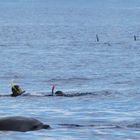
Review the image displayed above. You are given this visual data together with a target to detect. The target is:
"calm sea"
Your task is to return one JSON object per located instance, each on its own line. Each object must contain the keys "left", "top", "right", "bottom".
{"left": 0, "top": 0, "right": 140, "bottom": 139}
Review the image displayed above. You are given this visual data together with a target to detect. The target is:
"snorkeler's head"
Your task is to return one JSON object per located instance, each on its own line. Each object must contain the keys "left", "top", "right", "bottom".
{"left": 11, "top": 85, "right": 24, "bottom": 97}
{"left": 55, "top": 90, "right": 64, "bottom": 96}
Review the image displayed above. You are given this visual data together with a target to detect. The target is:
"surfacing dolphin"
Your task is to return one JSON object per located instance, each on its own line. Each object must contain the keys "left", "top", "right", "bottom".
{"left": 0, "top": 116, "right": 50, "bottom": 132}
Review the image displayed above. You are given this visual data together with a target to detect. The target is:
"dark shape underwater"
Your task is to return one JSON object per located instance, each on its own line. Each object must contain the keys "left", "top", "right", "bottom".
{"left": 0, "top": 116, "right": 50, "bottom": 132}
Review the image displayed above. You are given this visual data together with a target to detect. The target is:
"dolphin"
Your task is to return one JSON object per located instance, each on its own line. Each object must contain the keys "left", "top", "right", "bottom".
{"left": 0, "top": 116, "right": 50, "bottom": 132}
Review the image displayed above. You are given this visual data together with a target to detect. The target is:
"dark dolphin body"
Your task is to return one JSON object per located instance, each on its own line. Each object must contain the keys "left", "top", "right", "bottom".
{"left": 0, "top": 116, "right": 50, "bottom": 132}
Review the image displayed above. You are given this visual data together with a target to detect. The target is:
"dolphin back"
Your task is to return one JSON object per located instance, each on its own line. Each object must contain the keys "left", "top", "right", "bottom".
{"left": 0, "top": 116, "right": 50, "bottom": 132}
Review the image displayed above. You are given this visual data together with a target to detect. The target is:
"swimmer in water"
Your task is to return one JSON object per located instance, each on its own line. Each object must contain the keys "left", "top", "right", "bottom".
{"left": 51, "top": 85, "right": 92, "bottom": 97}
{"left": 10, "top": 81, "right": 25, "bottom": 97}
{"left": 51, "top": 84, "right": 64, "bottom": 96}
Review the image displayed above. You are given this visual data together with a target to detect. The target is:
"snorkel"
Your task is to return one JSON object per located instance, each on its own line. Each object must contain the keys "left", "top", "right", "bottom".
{"left": 52, "top": 84, "right": 55, "bottom": 96}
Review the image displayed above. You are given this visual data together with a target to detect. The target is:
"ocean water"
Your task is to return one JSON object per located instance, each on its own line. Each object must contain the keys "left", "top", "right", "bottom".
{"left": 0, "top": 0, "right": 140, "bottom": 139}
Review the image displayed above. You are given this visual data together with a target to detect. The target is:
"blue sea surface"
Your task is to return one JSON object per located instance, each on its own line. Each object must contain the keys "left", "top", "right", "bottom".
{"left": 0, "top": 0, "right": 140, "bottom": 139}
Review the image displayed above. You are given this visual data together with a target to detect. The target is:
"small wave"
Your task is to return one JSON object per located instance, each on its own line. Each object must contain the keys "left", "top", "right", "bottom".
{"left": 58, "top": 122, "right": 140, "bottom": 130}
{"left": 127, "top": 123, "right": 140, "bottom": 129}
{"left": 0, "top": 90, "right": 117, "bottom": 98}
{"left": 47, "top": 77, "right": 92, "bottom": 83}
{"left": 58, "top": 123, "right": 121, "bottom": 129}
{"left": 23, "top": 90, "right": 115, "bottom": 97}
